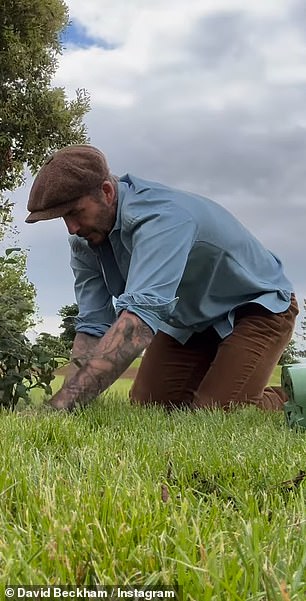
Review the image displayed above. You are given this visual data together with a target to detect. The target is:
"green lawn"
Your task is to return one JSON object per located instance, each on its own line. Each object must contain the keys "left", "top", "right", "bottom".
{"left": 1, "top": 364, "right": 304, "bottom": 599}
{"left": 268, "top": 365, "right": 281, "bottom": 387}
{"left": 0, "top": 392, "right": 305, "bottom": 598}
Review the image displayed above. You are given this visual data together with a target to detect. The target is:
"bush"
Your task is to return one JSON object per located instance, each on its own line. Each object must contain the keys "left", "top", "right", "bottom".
{"left": 0, "top": 251, "right": 62, "bottom": 409}
{"left": 0, "top": 329, "right": 61, "bottom": 410}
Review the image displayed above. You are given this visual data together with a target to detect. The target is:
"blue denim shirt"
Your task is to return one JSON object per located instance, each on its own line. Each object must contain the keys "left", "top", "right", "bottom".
{"left": 69, "top": 174, "right": 294, "bottom": 344}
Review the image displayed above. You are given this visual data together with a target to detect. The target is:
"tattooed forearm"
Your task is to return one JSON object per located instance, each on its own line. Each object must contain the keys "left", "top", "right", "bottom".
{"left": 63, "top": 333, "right": 102, "bottom": 383}
{"left": 52, "top": 311, "right": 153, "bottom": 409}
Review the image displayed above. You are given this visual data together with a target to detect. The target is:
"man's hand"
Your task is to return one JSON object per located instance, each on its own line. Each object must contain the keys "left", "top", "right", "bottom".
{"left": 49, "top": 387, "right": 77, "bottom": 411}
{"left": 47, "top": 311, "right": 153, "bottom": 411}
{"left": 48, "top": 332, "right": 102, "bottom": 411}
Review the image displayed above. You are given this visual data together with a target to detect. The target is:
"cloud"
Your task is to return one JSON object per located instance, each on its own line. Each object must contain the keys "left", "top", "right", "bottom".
{"left": 64, "top": 0, "right": 290, "bottom": 46}
{"left": 27, "top": 315, "right": 63, "bottom": 341}
{"left": 54, "top": 2, "right": 306, "bottom": 205}
{"left": 12, "top": 182, "right": 75, "bottom": 320}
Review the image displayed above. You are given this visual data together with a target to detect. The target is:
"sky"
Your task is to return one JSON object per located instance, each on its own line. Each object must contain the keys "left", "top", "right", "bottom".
{"left": 9, "top": 0, "right": 306, "bottom": 340}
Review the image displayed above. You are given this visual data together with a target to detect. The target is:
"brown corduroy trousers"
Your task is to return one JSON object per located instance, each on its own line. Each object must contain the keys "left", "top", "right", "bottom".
{"left": 130, "top": 295, "right": 299, "bottom": 411}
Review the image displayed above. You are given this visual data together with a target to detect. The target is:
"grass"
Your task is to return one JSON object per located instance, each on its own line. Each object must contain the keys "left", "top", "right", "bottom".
{"left": 29, "top": 375, "right": 132, "bottom": 404}
{"left": 268, "top": 365, "right": 281, "bottom": 387}
{"left": 1, "top": 365, "right": 305, "bottom": 599}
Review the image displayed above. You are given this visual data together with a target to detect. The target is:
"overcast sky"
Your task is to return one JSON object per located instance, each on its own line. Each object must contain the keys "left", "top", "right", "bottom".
{"left": 10, "top": 0, "right": 306, "bottom": 339}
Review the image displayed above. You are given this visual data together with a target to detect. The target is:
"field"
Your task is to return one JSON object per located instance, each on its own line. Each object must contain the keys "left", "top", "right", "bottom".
{"left": 0, "top": 365, "right": 305, "bottom": 599}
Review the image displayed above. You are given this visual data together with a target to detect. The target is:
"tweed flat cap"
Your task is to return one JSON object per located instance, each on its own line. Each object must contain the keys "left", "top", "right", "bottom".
{"left": 25, "top": 144, "right": 111, "bottom": 223}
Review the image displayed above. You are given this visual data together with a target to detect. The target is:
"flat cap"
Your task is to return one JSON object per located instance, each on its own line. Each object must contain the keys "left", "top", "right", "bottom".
{"left": 26, "top": 144, "right": 111, "bottom": 223}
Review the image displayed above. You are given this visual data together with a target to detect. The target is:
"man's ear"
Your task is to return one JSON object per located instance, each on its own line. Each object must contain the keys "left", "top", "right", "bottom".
{"left": 102, "top": 180, "right": 116, "bottom": 205}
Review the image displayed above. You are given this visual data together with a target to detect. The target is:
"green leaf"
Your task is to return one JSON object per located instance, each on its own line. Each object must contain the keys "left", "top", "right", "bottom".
{"left": 2, "top": 257, "right": 18, "bottom": 265}
{"left": 15, "top": 383, "right": 29, "bottom": 400}
{"left": 5, "top": 247, "right": 22, "bottom": 256}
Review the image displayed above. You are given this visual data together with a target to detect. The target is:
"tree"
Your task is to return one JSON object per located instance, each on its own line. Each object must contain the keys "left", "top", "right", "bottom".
{"left": 58, "top": 303, "right": 78, "bottom": 350}
{"left": 0, "top": 0, "right": 90, "bottom": 211}
{"left": 301, "top": 298, "right": 306, "bottom": 343}
{"left": 278, "top": 339, "right": 300, "bottom": 366}
{"left": 0, "top": 248, "right": 36, "bottom": 334}
{"left": 35, "top": 332, "right": 70, "bottom": 359}
{"left": 0, "top": 249, "right": 60, "bottom": 409}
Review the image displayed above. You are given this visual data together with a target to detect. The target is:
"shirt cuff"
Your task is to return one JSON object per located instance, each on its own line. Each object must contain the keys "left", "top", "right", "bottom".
{"left": 74, "top": 317, "right": 110, "bottom": 338}
{"left": 115, "top": 293, "right": 179, "bottom": 334}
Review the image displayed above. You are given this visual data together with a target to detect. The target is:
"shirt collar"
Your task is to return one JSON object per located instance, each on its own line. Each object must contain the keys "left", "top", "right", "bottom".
{"left": 109, "top": 176, "right": 130, "bottom": 234}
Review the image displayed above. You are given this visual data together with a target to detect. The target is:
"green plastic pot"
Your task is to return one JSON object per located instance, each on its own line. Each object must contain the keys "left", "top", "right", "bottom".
{"left": 282, "top": 364, "right": 306, "bottom": 430}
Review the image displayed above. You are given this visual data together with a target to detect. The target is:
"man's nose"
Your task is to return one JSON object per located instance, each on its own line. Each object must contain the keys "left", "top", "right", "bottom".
{"left": 63, "top": 215, "right": 79, "bottom": 235}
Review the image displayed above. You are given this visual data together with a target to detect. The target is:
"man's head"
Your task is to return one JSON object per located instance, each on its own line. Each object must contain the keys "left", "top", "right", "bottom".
{"left": 26, "top": 144, "right": 118, "bottom": 245}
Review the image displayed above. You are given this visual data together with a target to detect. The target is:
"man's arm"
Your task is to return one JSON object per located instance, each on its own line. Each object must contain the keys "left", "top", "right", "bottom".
{"left": 49, "top": 310, "right": 153, "bottom": 410}
{"left": 61, "top": 332, "right": 103, "bottom": 384}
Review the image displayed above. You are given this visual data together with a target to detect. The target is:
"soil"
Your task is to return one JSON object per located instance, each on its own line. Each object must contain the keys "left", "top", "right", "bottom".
{"left": 120, "top": 367, "right": 138, "bottom": 379}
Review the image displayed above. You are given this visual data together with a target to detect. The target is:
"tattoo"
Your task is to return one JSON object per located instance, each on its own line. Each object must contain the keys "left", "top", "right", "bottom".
{"left": 61, "top": 311, "right": 153, "bottom": 406}
{"left": 63, "top": 333, "right": 102, "bottom": 382}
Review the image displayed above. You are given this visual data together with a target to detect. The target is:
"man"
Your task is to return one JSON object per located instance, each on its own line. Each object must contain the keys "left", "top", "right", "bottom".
{"left": 26, "top": 144, "right": 299, "bottom": 411}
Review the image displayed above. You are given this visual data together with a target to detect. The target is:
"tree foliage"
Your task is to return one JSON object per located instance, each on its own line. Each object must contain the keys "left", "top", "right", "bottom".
{"left": 35, "top": 332, "right": 70, "bottom": 360}
{"left": 0, "top": 251, "right": 59, "bottom": 409}
{"left": 58, "top": 302, "right": 78, "bottom": 349}
{"left": 278, "top": 339, "right": 300, "bottom": 366}
{"left": 33, "top": 303, "right": 78, "bottom": 367}
{"left": 301, "top": 298, "right": 306, "bottom": 342}
{"left": 0, "top": 0, "right": 90, "bottom": 196}
{"left": 0, "top": 198, "right": 14, "bottom": 241}
{"left": 0, "top": 333, "right": 59, "bottom": 410}
{"left": 0, "top": 247, "right": 36, "bottom": 333}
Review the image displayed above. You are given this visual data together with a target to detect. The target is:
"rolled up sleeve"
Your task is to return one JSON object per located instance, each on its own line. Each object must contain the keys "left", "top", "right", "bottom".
{"left": 69, "top": 236, "right": 116, "bottom": 337}
{"left": 115, "top": 208, "right": 197, "bottom": 333}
